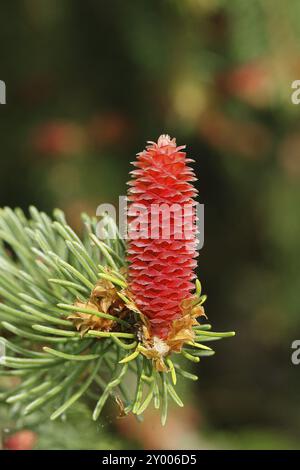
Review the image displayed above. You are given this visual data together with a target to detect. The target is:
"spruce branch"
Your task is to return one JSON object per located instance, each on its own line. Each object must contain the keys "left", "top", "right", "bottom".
{"left": 0, "top": 136, "right": 234, "bottom": 425}
{"left": 0, "top": 204, "right": 234, "bottom": 425}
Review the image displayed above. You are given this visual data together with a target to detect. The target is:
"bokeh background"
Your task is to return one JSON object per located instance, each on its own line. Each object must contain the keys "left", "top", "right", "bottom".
{"left": 1, "top": 0, "right": 300, "bottom": 450}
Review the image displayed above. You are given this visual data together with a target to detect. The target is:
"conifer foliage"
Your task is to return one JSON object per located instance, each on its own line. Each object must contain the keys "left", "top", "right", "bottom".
{"left": 0, "top": 138, "right": 234, "bottom": 425}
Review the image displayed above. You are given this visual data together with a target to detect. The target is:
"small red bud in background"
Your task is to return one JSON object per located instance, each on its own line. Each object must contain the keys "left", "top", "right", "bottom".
{"left": 3, "top": 430, "right": 37, "bottom": 450}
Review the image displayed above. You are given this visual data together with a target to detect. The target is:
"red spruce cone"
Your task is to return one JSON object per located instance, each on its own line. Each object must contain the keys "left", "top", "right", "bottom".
{"left": 127, "top": 135, "right": 198, "bottom": 338}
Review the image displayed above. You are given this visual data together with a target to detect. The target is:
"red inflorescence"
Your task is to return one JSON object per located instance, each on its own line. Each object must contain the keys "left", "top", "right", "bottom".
{"left": 127, "top": 135, "right": 198, "bottom": 338}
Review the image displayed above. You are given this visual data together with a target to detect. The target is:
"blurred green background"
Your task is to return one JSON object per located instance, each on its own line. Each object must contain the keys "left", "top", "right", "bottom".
{"left": 1, "top": 0, "right": 300, "bottom": 450}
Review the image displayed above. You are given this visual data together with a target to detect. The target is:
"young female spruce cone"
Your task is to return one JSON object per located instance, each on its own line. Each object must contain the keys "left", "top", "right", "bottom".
{"left": 127, "top": 135, "right": 198, "bottom": 338}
